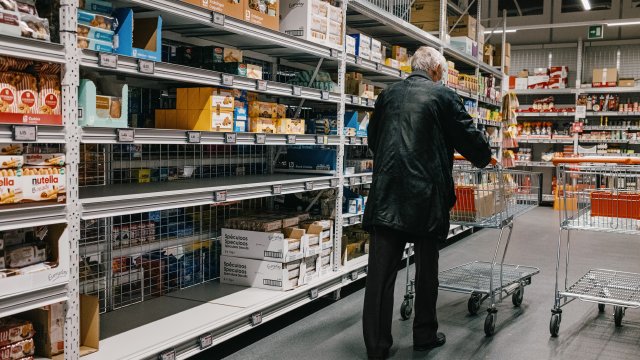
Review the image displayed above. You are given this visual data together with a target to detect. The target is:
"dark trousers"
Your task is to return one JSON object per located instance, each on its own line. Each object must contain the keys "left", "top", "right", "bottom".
{"left": 363, "top": 225, "right": 443, "bottom": 357}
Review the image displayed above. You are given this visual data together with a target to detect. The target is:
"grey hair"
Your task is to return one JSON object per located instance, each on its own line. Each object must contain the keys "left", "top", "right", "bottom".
{"left": 411, "top": 46, "right": 447, "bottom": 75}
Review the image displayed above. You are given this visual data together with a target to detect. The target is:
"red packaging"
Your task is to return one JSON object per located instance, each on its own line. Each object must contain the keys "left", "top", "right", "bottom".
{"left": 549, "top": 66, "right": 569, "bottom": 79}
{"left": 548, "top": 78, "right": 568, "bottom": 89}
{"left": 0, "top": 338, "right": 34, "bottom": 360}
{"left": 0, "top": 318, "right": 34, "bottom": 347}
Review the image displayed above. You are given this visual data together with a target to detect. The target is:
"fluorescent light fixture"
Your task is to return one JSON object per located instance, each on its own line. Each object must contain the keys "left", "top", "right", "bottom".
{"left": 483, "top": 29, "right": 517, "bottom": 34}
{"left": 607, "top": 21, "right": 640, "bottom": 26}
{"left": 581, "top": 0, "right": 591, "bottom": 10}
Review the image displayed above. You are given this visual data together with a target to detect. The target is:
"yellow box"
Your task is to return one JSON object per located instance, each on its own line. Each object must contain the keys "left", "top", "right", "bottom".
{"left": 166, "top": 109, "right": 177, "bottom": 129}
{"left": 188, "top": 87, "right": 203, "bottom": 110}
{"left": 249, "top": 101, "right": 277, "bottom": 118}
{"left": 132, "top": 169, "right": 151, "bottom": 183}
{"left": 212, "top": 94, "right": 235, "bottom": 112}
{"left": 177, "top": 88, "right": 189, "bottom": 110}
{"left": 176, "top": 109, "right": 189, "bottom": 130}
{"left": 276, "top": 118, "right": 305, "bottom": 134}
{"left": 249, "top": 117, "right": 277, "bottom": 133}
{"left": 188, "top": 109, "right": 210, "bottom": 131}
{"left": 155, "top": 109, "right": 166, "bottom": 129}
{"left": 392, "top": 46, "right": 408, "bottom": 62}
{"left": 276, "top": 104, "right": 287, "bottom": 118}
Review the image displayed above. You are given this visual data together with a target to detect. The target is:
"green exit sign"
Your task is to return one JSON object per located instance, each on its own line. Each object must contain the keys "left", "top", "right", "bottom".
{"left": 589, "top": 25, "right": 604, "bottom": 40}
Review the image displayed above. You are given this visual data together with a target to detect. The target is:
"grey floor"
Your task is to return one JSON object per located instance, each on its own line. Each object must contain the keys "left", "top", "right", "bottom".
{"left": 220, "top": 207, "right": 640, "bottom": 360}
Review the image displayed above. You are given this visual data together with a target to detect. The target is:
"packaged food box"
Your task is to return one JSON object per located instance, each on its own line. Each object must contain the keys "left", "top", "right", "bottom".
{"left": 220, "top": 255, "right": 303, "bottom": 291}
{"left": 23, "top": 154, "right": 65, "bottom": 167}
{"left": 38, "top": 74, "right": 61, "bottom": 116}
{"left": 211, "top": 110, "right": 234, "bottom": 132}
{"left": 348, "top": 33, "right": 371, "bottom": 59}
{"left": 0, "top": 318, "right": 34, "bottom": 347}
{"left": 0, "top": 156, "right": 22, "bottom": 169}
{"left": 77, "top": 10, "right": 115, "bottom": 31}
{"left": 77, "top": 24, "right": 114, "bottom": 42}
{"left": 221, "top": 227, "right": 306, "bottom": 262}
{"left": 94, "top": 95, "right": 122, "bottom": 120}
{"left": 5, "top": 242, "right": 47, "bottom": 269}
{"left": 77, "top": 36, "right": 114, "bottom": 52}
{"left": 275, "top": 118, "right": 305, "bottom": 134}
{"left": 248, "top": 101, "right": 277, "bottom": 118}
{"left": 0, "top": 169, "right": 21, "bottom": 204}
{"left": 223, "top": 48, "right": 243, "bottom": 63}
{"left": 0, "top": 338, "right": 34, "bottom": 360}
{"left": 0, "top": 145, "right": 22, "bottom": 156}
{"left": 345, "top": 35, "right": 356, "bottom": 56}
{"left": 246, "top": 64, "right": 262, "bottom": 80}
{"left": 20, "top": 167, "right": 65, "bottom": 203}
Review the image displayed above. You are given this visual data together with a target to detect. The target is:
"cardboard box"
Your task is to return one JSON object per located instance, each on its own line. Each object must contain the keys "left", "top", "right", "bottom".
{"left": 371, "top": 39, "right": 382, "bottom": 63}
{"left": 384, "top": 58, "right": 400, "bottom": 69}
{"left": 517, "top": 69, "right": 529, "bottom": 78}
{"left": 211, "top": 110, "right": 234, "bottom": 132}
{"left": 450, "top": 36, "right": 476, "bottom": 56}
{"left": 548, "top": 78, "right": 567, "bottom": 89}
{"left": 411, "top": 21, "right": 440, "bottom": 32}
{"left": 0, "top": 145, "right": 22, "bottom": 156}
{"left": 0, "top": 168, "right": 21, "bottom": 204}
{"left": 515, "top": 77, "right": 528, "bottom": 90}
{"left": 527, "top": 75, "right": 549, "bottom": 89}
{"left": 451, "top": 185, "right": 505, "bottom": 222}
{"left": 349, "top": 33, "right": 371, "bottom": 60}
{"left": 248, "top": 101, "right": 277, "bottom": 118}
{"left": 280, "top": 0, "right": 342, "bottom": 49}
{"left": 78, "top": 0, "right": 113, "bottom": 15}
{"left": 181, "top": 0, "right": 244, "bottom": 20}
{"left": 221, "top": 228, "right": 306, "bottom": 262}
{"left": 20, "top": 167, "right": 65, "bottom": 203}
{"left": 113, "top": 9, "right": 162, "bottom": 62}
{"left": 246, "top": 64, "right": 263, "bottom": 80}
{"left": 220, "top": 255, "right": 303, "bottom": 291}
{"left": 391, "top": 45, "right": 408, "bottom": 62}
{"left": 249, "top": 117, "right": 277, "bottom": 133}
{"left": 495, "top": 42, "right": 511, "bottom": 59}
{"left": 275, "top": 118, "right": 305, "bottom": 134}
{"left": 345, "top": 35, "right": 356, "bottom": 55}
{"left": 483, "top": 54, "right": 493, "bottom": 66}
{"left": 618, "top": 78, "right": 635, "bottom": 87}
{"left": 243, "top": 0, "right": 279, "bottom": 31}
{"left": 549, "top": 66, "right": 569, "bottom": 79}
{"left": 21, "top": 303, "right": 64, "bottom": 357}
{"left": 410, "top": 1, "right": 440, "bottom": 23}
{"left": 0, "top": 318, "right": 34, "bottom": 347}
{"left": 223, "top": 48, "right": 243, "bottom": 63}
{"left": 0, "top": 156, "right": 21, "bottom": 169}
{"left": 448, "top": 15, "right": 477, "bottom": 39}
{"left": 344, "top": 111, "right": 368, "bottom": 137}
{"left": 593, "top": 68, "right": 618, "bottom": 87}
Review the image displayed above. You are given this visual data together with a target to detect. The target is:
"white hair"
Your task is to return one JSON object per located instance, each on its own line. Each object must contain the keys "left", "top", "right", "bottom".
{"left": 411, "top": 46, "right": 448, "bottom": 76}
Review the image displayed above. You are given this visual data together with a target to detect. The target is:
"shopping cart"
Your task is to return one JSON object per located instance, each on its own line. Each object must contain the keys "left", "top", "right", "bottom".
{"left": 400, "top": 161, "right": 541, "bottom": 336}
{"left": 550, "top": 157, "right": 640, "bottom": 336}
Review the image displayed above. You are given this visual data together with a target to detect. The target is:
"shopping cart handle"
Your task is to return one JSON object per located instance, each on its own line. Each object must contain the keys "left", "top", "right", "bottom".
{"left": 552, "top": 156, "right": 640, "bottom": 165}
{"left": 453, "top": 154, "right": 499, "bottom": 167}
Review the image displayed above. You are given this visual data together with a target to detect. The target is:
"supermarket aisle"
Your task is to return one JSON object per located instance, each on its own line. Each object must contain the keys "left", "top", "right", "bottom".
{"left": 211, "top": 207, "right": 640, "bottom": 360}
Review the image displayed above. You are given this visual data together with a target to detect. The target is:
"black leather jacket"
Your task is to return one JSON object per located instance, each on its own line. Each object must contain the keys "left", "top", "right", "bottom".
{"left": 362, "top": 70, "right": 492, "bottom": 237}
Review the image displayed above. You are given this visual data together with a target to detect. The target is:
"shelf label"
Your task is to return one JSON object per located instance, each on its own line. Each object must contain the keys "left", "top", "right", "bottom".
{"left": 212, "top": 12, "right": 225, "bottom": 26}
{"left": 309, "top": 288, "right": 319, "bottom": 300}
{"left": 257, "top": 80, "right": 267, "bottom": 91}
{"left": 350, "top": 216, "right": 358, "bottom": 225}
{"left": 225, "top": 132, "right": 237, "bottom": 144}
{"left": 12, "top": 125, "right": 37, "bottom": 142}
{"left": 330, "top": 49, "right": 338, "bottom": 58}
{"left": 199, "top": 334, "right": 213, "bottom": 350}
{"left": 316, "top": 135, "right": 327, "bottom": 144}
{"left": 292, "top": 86, "right": 301, "bottom": 96}
{"left": 351, "top": 95, "right": 359, "bottom": 105}
{"left": 187, "top": 131, "right": 201, "bottom": 143}
{"left": 272, "top": 184, "right": 282, "bottom": 195}
{"left": 362, "top": 137, "right": 368, "bottom": 146}
{"left": 321, "top": 91, "right": 329, "bottom": 100}
{"left": 78, "top": 107, "right": 84, "bottom": 120}
{"left": 158, "top": 349, "right": 176, "bottom": 360}
{"left": 98, "top": 52, "right": 118, "bottom": 69}
{"left": 330, "top": 178, "right": 338, "bottom": 187}
{"left": 376, "top": 63, "right": 382, "bottom": 71}
{"left": 255, "top": 133, "right": 266, "bottom": 144}
{"left": 350, "top": 271, "right": 358, "bottom": 281}
{"left": 355, "top": 56, "right": 363, "bottom": 65}
{"left": 214, "top": 190, "right": 227, "bottom": 202}
{"left": 116, "top": 128, "right": 135, "bottom": 142}
{"left": 304, "top": 181, "right": 314, "bottom": 191}
{"left": 575, "top": 105, "right": 587, "bottom": 119}
{"left": 359, "top": 176, "right": 364, "bottom": 184}
{"left": 367, "top": 98, "right": 375, "bottom": 107}
{"left": 222, "top": 74, "right": 234, "bottom": 86}
{"left": 250, "top": 312, "right": 263, "bottom": 326}
{"left": 349, "top": 137, "right": 357, "bottom": 145}
{"left": 138, "top": 59, "right": 155, "bottom": 74}
{"left": 286, "top": 134, "right": 296, "bottom": 144}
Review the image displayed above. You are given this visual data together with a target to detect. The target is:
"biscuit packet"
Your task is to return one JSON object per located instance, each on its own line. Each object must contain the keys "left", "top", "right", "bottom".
{"left": 19, "top": 14, "right": 51, "bottom": 41}
{"left": 14, "top": 72, "right": 38, "bottom": 114}
{"left": 38, "top": 74, "right": 61, "bottom": 115}
{"left": 20, "top": 166, "right": 65, "bottom": 203}
{"left": 0, "top": 72, "right": 17, "bottom": 113}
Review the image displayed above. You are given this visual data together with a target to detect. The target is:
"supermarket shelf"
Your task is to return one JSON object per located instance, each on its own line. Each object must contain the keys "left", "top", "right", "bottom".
{"left": 345, "top": 54, "right": 404, "bottom": 81}
{"left": 516, "top": 112, "right": 575, "bottom": 117}
{"left": 517, "top": 137, "right": 574, "bottom": 144}
{"left": 81, "top": 50, "right": 340, "bottom": 103}
{"left": 514, "top": 161, "right": 555, "bottom": 168}
{"left": 0, "top": 34, "right": 66, "bottom": 64}
{"left": 478, "top": 96, "right": 501, "bottom": 107}
{"left": 344, "top": 136, "right": 369, "bottom": 146}
{"left": 344, "top": 172, "right": 373, "bottom": 185}
{"left": 79, "top": 174, "right": 337, "bottom": 219}
{"left": 0, "top": 204, "right": 66, "bottom": 232}
{"left": 81, "top": 127, "right": 342, "bottom": 145}
{"left": 453, "top": 87, "right": 477, "bottom": 100}
{"left": 578, "top": 139, "right": 629, "bottom": 144}
{"left": 346, "top": 95, "right": 376, "bottom": 108}
{"left": 586, "top": 111, "right": 640, "bottom": 117}
{"left": 82, "top": 234, "right": 210, "bottom": 257}
{"left": 342, "top": 211, "right": 364, "bottom": 227}
{"left": 581, "top": 86, "right": 640, "bottom": 94}
{"left": 513, "top": 88, "right": 576, "bottom": 95}
{"left": 476, "top": 119, "right": 503, "bottom": 127}
{"left": 0, "top": 125, "right": 66, "bottom": 144}
{"left": 109, "top": 156, "right": 265, "bottom": 170}
{"left": 444, "top": 46, "right": 502, "bottom": 78}
{"left": 542, "top": 194, "right": 555, "bottom": 202}
{"left": 0, "top": 284, "right": 68, "bottom": 319}
{"left": 129, "top": 0, "right": 338, "bottom": 60}
{"left": 584, "top": 126, "right": 640, "bottom": 131}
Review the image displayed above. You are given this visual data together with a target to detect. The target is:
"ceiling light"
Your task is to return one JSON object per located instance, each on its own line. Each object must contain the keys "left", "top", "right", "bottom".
{"left": 581, "top": 0, "right": 591, "bottom": 10}
{"left": 483, "top": 29, "right": 517, "bottom": 34}
{"left": 607, "top": 21, "right": 640, "bottom": 26}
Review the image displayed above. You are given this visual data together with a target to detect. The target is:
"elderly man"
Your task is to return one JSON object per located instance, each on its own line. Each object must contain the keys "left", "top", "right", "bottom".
{"left": 362, "top": 46, "right": 493, "bottom": 359}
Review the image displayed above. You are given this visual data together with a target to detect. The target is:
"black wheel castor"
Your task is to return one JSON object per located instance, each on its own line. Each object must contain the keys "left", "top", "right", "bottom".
{"left": 484, "top": 312, "right": 497, "bottom": 337}
{"left": 400, "top": 299, "right": 413, "bottom": 320}
{"left": 468, "top": 294, "right": 482, "bottom": 315}
{"left": 598, "top": 303, "right": 605, "bottom": 313}
{"left": 512, "top": 286, "right": 524, "bottom": 307}
{"left": 614, "top": 306, "right": 624, "bottom": 327}
{"left": 550, "top": 313, "right": 561, "bottom": 337}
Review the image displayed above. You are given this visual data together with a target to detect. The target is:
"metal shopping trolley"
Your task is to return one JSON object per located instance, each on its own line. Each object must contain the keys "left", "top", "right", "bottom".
{"left": 400, "top": 161, "right": 541, "bottom": 336}
{"left": 550, "top": 157, "right": 640, "bottom": 336}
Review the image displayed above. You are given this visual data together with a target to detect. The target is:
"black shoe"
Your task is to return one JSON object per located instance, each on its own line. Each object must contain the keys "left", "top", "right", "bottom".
{"left": 413, "top": 333, "right": 446, "bottom": 351}
{"left": 367, "top": 348, "right": 389, "bottom": 360}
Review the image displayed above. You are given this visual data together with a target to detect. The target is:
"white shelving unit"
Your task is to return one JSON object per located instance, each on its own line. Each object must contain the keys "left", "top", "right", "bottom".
{"left": 0, "top": 0, "right": 502, "bottom": 359}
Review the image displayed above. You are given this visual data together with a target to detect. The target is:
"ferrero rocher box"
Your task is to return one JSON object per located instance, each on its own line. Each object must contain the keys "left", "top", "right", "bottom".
{"left": 181, "top": 0, "right": 243, "bottom": 20}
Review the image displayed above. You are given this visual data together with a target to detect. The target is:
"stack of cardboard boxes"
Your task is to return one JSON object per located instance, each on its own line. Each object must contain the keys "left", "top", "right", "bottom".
{"left": 592, "top": 68, "right": 618, "bottom": 87}
{"left": 346, "top": 72, "right": 376, "bottom": 100}
{"left": 279, "top": 0, "right": 344, "bottom": 50}
{"left": 493, "top": 42, "right": 510, "bottom": 73}
{"left": 156, "top": 87, "right": 237, "bottom": 132}
{"left": 510, "top": 66, "right": 570, "bottom": 90}
{"left": 248, "top": 101, "right": 305, "bottom": 134}
{"left": 220, "top": 214, "right": 334, "bottom": 291}
{"left": 181, "top": 0, "right": 278, "bottom": 31}
{"left": 346, "top": 33, "right": 411, "bottom": 72}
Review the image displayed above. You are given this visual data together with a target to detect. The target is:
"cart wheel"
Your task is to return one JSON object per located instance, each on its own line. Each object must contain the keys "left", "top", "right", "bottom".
{"left": 400, "top": 299, "right": 413, "bottom": 320}
{"left": 468, "top": 294, "right": 482, "bottom": 315}
{"left": 550, "top": 314, "right": 560, "bottom": 337}
{"left": 512, "top": 286, "right": 524, "bottom": 307}
{"left": 614, "top": 306, "right": 624, "bottom": 327}
{"left": 598, "top": 303, "right": 605, "bottom": 313}
{"left": 484, "top": 312, "right": 496, "bottom": 337}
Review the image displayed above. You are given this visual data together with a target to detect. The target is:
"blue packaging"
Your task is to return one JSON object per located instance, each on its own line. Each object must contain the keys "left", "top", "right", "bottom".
{"left": 344, "top": 111, "right": 369, "bottom": 137}
{"left": 113, "top": 8, "right": 162, "bottom": 61}
{"left": 276, "top": 148, "right": 337, "bottom": 173}
{"left": 79, "top": 0, "right": 114, "bottom": 15}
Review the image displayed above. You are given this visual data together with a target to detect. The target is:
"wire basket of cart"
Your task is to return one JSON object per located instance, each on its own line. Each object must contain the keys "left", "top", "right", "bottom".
{"left": 550, "top": 156, "right": 640, "bottom": 337}
{"left": 400, "top": 156, "right": 541, "bottom": 337}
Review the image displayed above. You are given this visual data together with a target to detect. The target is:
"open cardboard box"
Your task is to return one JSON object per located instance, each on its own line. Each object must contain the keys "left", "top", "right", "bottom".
{"left": 114, "top": 9, "right": 162, "bottom": 61}
{"left": 181, "top": 0, "right": 243, "bottom": 20}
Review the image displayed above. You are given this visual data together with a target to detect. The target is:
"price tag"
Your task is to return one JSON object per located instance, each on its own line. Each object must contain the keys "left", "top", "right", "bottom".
{"left": 212, "top": 12, "right": 225, "bottom": 26}
{"left": 316, "top": 135, "right": 327, "bottom": 144}
{"left": 199, "top": 334, "right": 213, "bottom": 350}
{"left": 78, "top": 107, "right": 84, "bottom": 119}
{"left": 376, "top": 63, "right": 382, "bottom": 71}
{"left": 292, "top": 86, "right": 301, "bottom": 96}
{"left": 355, "top": 57, "right": 363, "bottom": 65}
{"left": 349, "top": 137, "right": 357, "bottom": 145}
{"left": 272, "top": 184, "right": 282, "bottom": 195}
{"left": 12, "top": 125, "right": 37, "bottom": 142}
{"left": 367, "top": 98, "right": 375, "bottom": 107}
{"left": 362, "top": 137, "right": 368, "bottom": 145}
{"left": 350, "top": 216, "right": 358, "bottom": 225}
{"left": 330, "top": 49, "right": 338, "bottom": 58}
{"left": 98, "top": 52, "right": 118, "bottom": 69}
{"left": 575, "top": 105, "right": 587, "bottom": 119}
{"left": 321, "top": 91, "right": 329, "bottom": 100}
{"left": 225, "top": 132, "right": 237, "bottom": 144}
{"left": 187, "top": 131, "right": 201, "bottom": 143}
{"left": 304, "top": 181, "right": 314, "bottom": 191}
{"left": 116, "top": 128, "right": 135, "bottom": 142}
{"left": 214, "top": 190, "right": 227, "bottom": 202}
{"left": 286, "top": 134, "right": 296, "bottom": 144}
{"left": 138, "top": 59, "right": 155, "bottom": 74}
{"left": 330, "top": 178, "right": 338, "bottom": 187}
{"left": 250, "top": 312, "right": 263, "bottom": 326}
{"left": 255, "top": 133, "right": 266, "bottom": 144}
{"left": 158, "top": 350, "right": 176, "bottom": 360}
{"left": 359, "top": 176, "right": 364, "bottom": 184}
{"left": 257, "top": 80, "right": 267, "bottom": 91}
{"left": 350, "top": 271, "right": 358, "bottom": 281}
{"left": 222, "top": 74, "right": 234, "bottom": 86}
{"left": 309, "top": 288, "right": 319, "bottom": 300}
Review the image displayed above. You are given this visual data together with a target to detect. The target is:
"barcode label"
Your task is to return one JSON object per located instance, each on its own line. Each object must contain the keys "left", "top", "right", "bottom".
{"left": 264, "top": 250, "right": 283, "bottom": 258}
{"left": 263, "top": 279, "right": 282, "bottom": 287}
